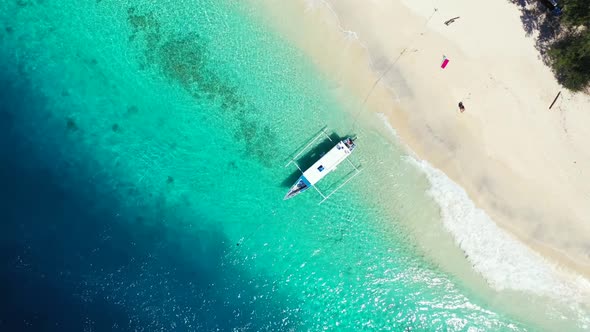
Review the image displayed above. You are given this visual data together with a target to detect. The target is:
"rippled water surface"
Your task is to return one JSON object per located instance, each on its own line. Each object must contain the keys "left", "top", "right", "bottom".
{"left": 0, "top": 0, "right": 574, "bottom": 330}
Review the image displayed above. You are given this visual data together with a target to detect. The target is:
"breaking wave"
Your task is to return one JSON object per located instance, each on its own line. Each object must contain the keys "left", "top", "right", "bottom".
{"left": 406, "top": 156, "right": 590, "bottom": 323}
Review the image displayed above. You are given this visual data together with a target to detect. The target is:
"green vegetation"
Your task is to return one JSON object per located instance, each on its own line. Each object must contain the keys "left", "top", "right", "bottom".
{"left": 561, "top": 0, "right": 590, "bottom": 27}
{"left": 548, "top": 31, "right": 590, "bottom": 91}
{"left": 547, "top": 0, "right": 590, "bottom": 91}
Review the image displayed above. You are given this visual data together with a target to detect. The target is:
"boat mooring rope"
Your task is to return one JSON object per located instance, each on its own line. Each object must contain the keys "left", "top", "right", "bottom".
{"left": 350, "top": 8, "right": 439, "bottom": 132}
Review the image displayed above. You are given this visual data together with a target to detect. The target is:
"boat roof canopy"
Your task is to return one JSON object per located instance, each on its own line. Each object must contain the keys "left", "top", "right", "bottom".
{"left": 302, "top": 141, "right": 352, "bottom": 185}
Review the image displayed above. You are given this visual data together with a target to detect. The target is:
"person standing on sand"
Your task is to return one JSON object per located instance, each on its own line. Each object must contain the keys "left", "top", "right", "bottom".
{"left": 458, "top": 102, "right": 465, "bottom": 113}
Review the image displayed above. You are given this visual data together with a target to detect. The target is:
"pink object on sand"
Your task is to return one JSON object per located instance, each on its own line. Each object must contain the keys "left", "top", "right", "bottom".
{"left": 441, "top": 58, "right": 450, "bottom": 69}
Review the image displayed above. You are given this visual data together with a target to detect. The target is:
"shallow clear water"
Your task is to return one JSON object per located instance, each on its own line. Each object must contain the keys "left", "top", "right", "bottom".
{"left": 0, "top": 0, "right": 583, "bottom": 331}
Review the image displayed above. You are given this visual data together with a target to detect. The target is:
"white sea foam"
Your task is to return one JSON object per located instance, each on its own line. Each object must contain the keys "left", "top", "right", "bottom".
{"left": 376, "top": 113, "right": 399, "bottom": 140}
{"left": 375, "top": 112, "right": 590, "bottom": 302}
{"left": 303, "top": 0, "right": 370, "bottom": 51}
{"left": 405, "top": 156, "right": 590, "bottom": 313}
{"left": 375, "top": 113, "right": 590, "bottom": 324}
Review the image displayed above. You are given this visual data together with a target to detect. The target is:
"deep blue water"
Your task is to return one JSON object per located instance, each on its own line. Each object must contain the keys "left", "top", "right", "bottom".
{"left": 0, "top": 66, "right": 298, "bottom": 331}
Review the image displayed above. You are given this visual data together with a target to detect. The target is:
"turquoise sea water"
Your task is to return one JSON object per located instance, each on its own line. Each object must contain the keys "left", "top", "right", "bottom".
{"left": 0, "top": 0, "right": 578, "bottom": 331}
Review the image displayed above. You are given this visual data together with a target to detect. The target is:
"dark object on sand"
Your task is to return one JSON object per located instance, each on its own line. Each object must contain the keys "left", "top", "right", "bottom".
{"left": 549, "top": 91, "right": 561, "bottom": 110}
{"left": 444, "top": 16, "right": 460, "bottom": 26}
{"left": 458, "top": 102, "right": 465, "bottom": 113}
{"left": 538, "top": 0, "right": 562, "bottom": 16}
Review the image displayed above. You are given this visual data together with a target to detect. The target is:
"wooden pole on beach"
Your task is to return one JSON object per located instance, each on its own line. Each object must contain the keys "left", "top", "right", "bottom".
{"left": 549, "top": 91, "right": 561, "bottom": 110}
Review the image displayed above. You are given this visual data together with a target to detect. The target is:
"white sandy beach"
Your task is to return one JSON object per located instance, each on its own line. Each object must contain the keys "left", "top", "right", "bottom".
{"left": 251, "top": 0, "right": 590, "bottom": 321}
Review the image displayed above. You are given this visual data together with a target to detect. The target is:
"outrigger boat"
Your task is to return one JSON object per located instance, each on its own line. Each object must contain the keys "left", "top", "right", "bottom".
{"left": 284, "top": 129, "right": 361, "bottom": 204}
